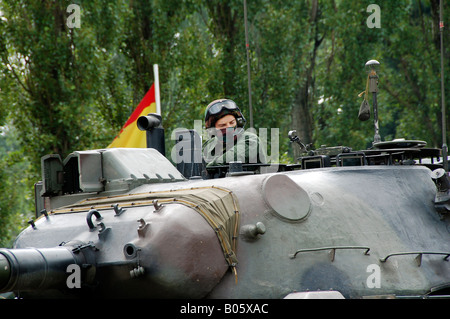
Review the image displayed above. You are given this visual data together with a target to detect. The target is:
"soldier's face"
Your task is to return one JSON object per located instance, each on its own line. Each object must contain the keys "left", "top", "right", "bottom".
{"left": 215, "top": 114, "right": 237, "bottom": 129}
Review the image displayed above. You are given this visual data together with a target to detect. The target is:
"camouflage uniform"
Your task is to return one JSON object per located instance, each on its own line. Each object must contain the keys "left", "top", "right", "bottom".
{"left": 202, "top": 98, "right": 267, "bottom": 168}
{"left": 203, "top": 129, "right": 267, "bottom": 167}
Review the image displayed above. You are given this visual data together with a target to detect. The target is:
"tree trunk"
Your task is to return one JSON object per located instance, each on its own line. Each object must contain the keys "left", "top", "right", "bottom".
{"left": 205, "top": 1, "right": 239, "bottom": 96}
{"left": 291, "top": 0, "right": 322, "bottom": 159}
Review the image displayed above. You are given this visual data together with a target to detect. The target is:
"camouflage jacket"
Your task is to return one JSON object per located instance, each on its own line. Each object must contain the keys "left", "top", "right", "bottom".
{"left": 202, "top": 130, "right": 267, "bottom": 167}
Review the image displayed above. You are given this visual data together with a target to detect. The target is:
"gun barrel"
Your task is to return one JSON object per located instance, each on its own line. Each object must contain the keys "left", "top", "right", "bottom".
{"left": 0, "top": 253, "right": 10, "bottom": 291}
{"left": 0, "top": 247, "right": 85, "bottom": 293}
{"left": 137, "top": 114, "right": 162, "bottom": 131}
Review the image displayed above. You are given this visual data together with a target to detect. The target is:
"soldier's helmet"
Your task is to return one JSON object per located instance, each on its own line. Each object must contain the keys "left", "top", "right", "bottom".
{"left": 204, "top": 99, "right": 246, "bottom": 129}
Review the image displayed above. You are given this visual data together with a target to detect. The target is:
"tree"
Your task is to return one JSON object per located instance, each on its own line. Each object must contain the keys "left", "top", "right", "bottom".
{"left": 0, "top": 1, "right": 119, "bottom": 161}
{"left": 0, "top": 125, "right": 33, "bottom": 247}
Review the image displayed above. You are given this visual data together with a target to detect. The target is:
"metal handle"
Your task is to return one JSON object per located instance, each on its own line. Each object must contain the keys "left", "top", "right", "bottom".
{"left": 290, "top": 246, "right": 371, "bottom": 262}
{"left": 380, "top": 251, "right": 450, "bottom": 267}
{"left": 86, "top": 209, "right": 102, "bottom": 230}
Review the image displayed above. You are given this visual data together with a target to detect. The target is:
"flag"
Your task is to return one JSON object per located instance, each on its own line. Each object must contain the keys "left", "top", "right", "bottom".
{"left": 108, "top": 84, "right": 156, "bottom": 148}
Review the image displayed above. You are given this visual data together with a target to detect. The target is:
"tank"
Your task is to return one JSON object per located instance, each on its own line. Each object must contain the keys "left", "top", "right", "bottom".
{"left": 1, "top": 71, "right": 450, "bottom": 300}
{"left": 1, "top": 130, "right": 449, "bottom": 299}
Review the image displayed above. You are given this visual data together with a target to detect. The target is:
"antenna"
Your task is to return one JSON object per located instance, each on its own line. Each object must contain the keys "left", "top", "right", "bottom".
{"left": 365, "top": 59, "right": 381, "bottom": 144}
{"left": 243, "top": 0, "right": 254, "bottom": 128}
{"left": 440, "top": 0, "right": 448, "bottom": 171}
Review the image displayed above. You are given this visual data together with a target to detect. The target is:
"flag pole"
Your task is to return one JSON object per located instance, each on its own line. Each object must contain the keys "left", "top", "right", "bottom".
{"left": 153, "top": 64, "right": 161, "bottom": 115}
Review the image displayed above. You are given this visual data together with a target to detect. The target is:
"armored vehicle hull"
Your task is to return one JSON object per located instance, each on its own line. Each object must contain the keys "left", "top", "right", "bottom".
{"left": 1, "top": 147, "right": 449, "bottom": 298}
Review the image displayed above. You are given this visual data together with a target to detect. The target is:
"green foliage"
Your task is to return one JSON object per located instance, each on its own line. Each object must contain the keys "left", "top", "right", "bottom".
{"left": 0, "top": 124, "right": 34, "bottom": 247}
{"left": 0, "top": 0, "right": 448, "bottom": 244}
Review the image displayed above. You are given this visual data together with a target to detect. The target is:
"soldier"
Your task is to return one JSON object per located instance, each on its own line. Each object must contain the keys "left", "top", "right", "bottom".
{"left": 202, "top": 99, "right": 267, "bottom": 169}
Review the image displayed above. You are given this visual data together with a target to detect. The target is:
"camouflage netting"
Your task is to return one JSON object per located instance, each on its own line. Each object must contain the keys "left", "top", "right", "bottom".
{"left": 57, "top": 186, "right": 241, "bottom": 267}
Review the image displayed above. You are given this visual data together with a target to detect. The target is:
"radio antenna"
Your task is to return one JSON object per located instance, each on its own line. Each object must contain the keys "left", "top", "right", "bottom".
{"left": 244, "top": 0, "right": 254, "bottom": 128}
{"left": 440, "top": 0, "right": 448, "bottom": 171}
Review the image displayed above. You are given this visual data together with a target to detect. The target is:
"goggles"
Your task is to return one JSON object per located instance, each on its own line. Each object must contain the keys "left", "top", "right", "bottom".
{"left": 205, "top": 99, "right": 246, "bottom": 129}
{"left": 206, "top": 100, "right": 238, "bottom": 120}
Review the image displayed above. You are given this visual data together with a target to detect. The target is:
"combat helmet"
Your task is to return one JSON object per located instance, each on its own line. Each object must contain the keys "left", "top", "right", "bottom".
{"left": 204, "top": 99, "right": 246, "bottom": 129}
